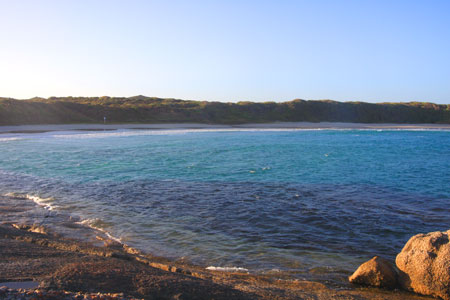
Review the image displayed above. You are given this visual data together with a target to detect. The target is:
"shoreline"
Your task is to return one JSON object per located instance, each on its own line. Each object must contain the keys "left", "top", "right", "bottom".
{"left": 0, "top": 194, "right": 432, "bottom": 299}
{"left": 0, "top": 129, "right": 445, "bottom": 299}
{"left": 1, "top": 121, "right": 450, "bottom": 134}
{"left": 0, "top": 193, "right": 349, "bottom": 285}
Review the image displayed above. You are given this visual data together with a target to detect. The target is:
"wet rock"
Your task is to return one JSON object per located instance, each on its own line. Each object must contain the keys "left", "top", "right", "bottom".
{"left": 12, "top": 223, "right": 48, "bottom": 234}
{"left": 1, "top": 222, "right": 435, "bottom": 300}
{"left": 396, "top": 230, "right": 450, "bottom": 300}
{"left": 0, "top": 287, "right": 142, "bottom": 300}
{"left": 349, "top": 256, "right": 398, "bottom": 289}
{"left": 42, "top": 260, "right": 253, "bottom": 299}
{"left": 0, "top": 286, "right": 7, "bottom": 295}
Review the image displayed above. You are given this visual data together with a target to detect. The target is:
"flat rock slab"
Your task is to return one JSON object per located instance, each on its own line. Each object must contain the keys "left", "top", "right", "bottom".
{"left": 0, "top": 281, "right": 39, "bottom": 289}
{"left": 42, "top": 260, "right": 251, "bottom": 300}
{"left": 0, "top": 224, "right": 253, "bottom": 299}
{"left": 0, "top": 223, "right": 436, "bottom": 300}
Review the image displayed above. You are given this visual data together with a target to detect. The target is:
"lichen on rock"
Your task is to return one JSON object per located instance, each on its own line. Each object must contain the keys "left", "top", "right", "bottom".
{"left": 396, "top": 230, "right": 450, "bottom": 300}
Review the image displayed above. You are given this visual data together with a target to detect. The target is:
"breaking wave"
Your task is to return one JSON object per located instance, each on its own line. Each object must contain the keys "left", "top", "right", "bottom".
{"left": 206, "top": 266, "right": 249, "bottom": 273}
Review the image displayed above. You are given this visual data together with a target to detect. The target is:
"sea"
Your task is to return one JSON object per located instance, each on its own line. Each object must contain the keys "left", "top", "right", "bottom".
{"left": 0, "top": 127, "right": 449, "bottom": 284}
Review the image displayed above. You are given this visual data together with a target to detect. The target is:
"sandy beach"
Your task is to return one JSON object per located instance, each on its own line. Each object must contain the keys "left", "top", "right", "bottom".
{"left": 0, "top": 122, "right": 449, "bottom": 134}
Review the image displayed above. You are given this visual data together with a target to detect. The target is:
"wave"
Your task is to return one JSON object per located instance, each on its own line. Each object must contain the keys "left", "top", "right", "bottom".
{"left": 2, "top": 127, "right": 447, "bottom": 141}
{"left": 50, "top": 127, "right": 450, "bottom": 139}
{"left": 0, "top": 137, "right": 24, "bottom": 142}
{"left": 51, "top": 128, "right": 323, "bottom": 139}
{"left": 5, "top": 191, "right": 124, "bottom": 246}
{"left": 206, "top": 266, "right": 249, "bottom": 273}
{"left": 4, "top": 192, "right": 58, "bottom": 211}
{"left": 76, "top": 218, "right": 123, "bottom": 244}
{"left": 5, "top": 191, "right": 123, "bottom": 244}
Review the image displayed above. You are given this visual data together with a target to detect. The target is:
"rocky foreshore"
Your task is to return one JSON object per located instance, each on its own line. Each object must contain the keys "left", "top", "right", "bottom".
{"left": 0, "top": 193, "right": 437, "bottom": 300}
{"left": 0, "top": 286, "right": 142, "bottom": 300}
{"left": 349, "top": 229, "right": 450, "bottom": 300}
{"left": 0, "top": 222, "right": 434, "bottom": 300}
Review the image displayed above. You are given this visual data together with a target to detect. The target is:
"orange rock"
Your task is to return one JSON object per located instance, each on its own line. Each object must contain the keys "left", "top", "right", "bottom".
{"left": 349, "top": 256, "right": 398, "bottom": 289}
{"left": 396, "top": 230, "right": 450, "bottom": 300}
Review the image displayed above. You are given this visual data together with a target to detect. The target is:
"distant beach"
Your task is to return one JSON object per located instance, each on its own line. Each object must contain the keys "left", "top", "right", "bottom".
{"left": 1, "top": 122, "right": 450, "bottom": 134}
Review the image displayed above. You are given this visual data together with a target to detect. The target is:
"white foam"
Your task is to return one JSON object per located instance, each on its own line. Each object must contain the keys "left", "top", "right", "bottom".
{"left": 4, "top": 192, "right": 59, "bottom": 211}
{"left": 41, "top": 127, "right": 450, "bottom": 140}
{"left": 206, "top": 266, "right": 249, "bottom": 273}
{"left": 77, "top": 218, "right": 123, "bottom": 244}
{"left": 0, "top": 137, "right": 24, "bottom": 142}
{"left": 5, "top": 192, "right": 123, "bottom": 246}
{"left": 51, "top": 128, "right": 327, "bottom": 139}
{"left": 25, "top": 194, "right": 57, "bottom": 210}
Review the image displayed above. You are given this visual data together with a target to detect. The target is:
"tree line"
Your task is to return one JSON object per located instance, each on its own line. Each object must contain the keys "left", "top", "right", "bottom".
{"left": 0, "top": 96, "right": 449, "bottom": 125}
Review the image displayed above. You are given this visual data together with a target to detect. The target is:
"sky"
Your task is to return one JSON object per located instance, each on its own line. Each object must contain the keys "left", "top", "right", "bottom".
{"left": 0, "top": 0, "right": 449, "bottom": 104}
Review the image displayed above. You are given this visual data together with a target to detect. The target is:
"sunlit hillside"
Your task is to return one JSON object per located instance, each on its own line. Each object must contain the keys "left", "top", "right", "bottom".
{"left": 0, "top": 96, "right": 449, "bottom": 125}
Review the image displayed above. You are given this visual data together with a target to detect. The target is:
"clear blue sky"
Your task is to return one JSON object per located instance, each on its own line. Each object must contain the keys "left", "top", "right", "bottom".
{"left": 0, "top": 0, "right": 449, "bottom": 104}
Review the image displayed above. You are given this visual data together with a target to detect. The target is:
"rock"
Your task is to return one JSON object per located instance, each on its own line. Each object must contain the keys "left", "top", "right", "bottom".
{"left": 396, "top": 230, "right": 450, "bottom": 300}
{"left": 43, "top": 260, "right": 253, "bottom": 299}
{"left": 12, "top": 223, "right": 48, "bottom": 234}
{"left": 349, "top": 256, "right": 398, "bottom": 288}
{"left": 0, "top": 286, "right": 7, "bottom": 295}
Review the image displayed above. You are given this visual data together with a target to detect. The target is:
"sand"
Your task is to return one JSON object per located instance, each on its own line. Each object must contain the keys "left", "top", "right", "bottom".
{"left": 0, "top": 122, "right": 449, "bottom": 134}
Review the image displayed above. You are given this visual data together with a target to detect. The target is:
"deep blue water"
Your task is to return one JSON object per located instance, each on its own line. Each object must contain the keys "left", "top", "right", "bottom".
{"left": 0, "top": 128, "right": 449, "bottom": 280}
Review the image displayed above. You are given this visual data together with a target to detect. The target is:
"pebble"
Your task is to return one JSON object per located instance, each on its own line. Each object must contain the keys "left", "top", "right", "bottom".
{"left": 0, "top": 288, "right": 142, "bottom": 300}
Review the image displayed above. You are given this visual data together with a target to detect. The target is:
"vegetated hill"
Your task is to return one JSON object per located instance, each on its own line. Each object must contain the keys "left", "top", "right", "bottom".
{"left": 0, "top": 96, "right": 449, "bottom": 125}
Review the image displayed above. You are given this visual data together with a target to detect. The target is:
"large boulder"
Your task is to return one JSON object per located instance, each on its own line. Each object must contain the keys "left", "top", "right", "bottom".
{"left": 349, "top": 256, "right": 398, "bottom": 288}
{"left": 396, "top": 230, "right": 450, "bottom": 300}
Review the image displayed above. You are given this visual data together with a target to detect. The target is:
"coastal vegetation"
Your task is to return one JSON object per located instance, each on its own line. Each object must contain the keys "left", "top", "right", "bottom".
{"left": 0, "top": 96, "right": 449, "bottom": 125}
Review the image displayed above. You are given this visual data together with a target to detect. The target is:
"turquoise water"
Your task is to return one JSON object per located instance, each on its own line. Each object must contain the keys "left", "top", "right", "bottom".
{"left": 0, "top": 129, "right": 449, "bottom": 281}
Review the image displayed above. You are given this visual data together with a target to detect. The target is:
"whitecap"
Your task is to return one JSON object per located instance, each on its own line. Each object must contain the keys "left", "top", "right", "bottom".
{"left": 4, "top": 192, "right": 55, "bottom": 209}
{"left": 51, "top": 128, "right": 333, "bottom": 139}
{"left": 0, "top": 137, "right": 24, "bottom": 142}
{"left": 24, "top": 194, "right": 57, "bottom": 211}
{"left": 76, "top": 218, "right": 123, "bottom": 244}
{"left": 206, "top": 266, "right": 249, "bottom": 272}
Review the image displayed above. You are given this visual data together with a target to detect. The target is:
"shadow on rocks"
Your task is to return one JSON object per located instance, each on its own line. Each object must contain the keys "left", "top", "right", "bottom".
{"left": 41, "top": 259, "right": 256, "bottom": 300}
